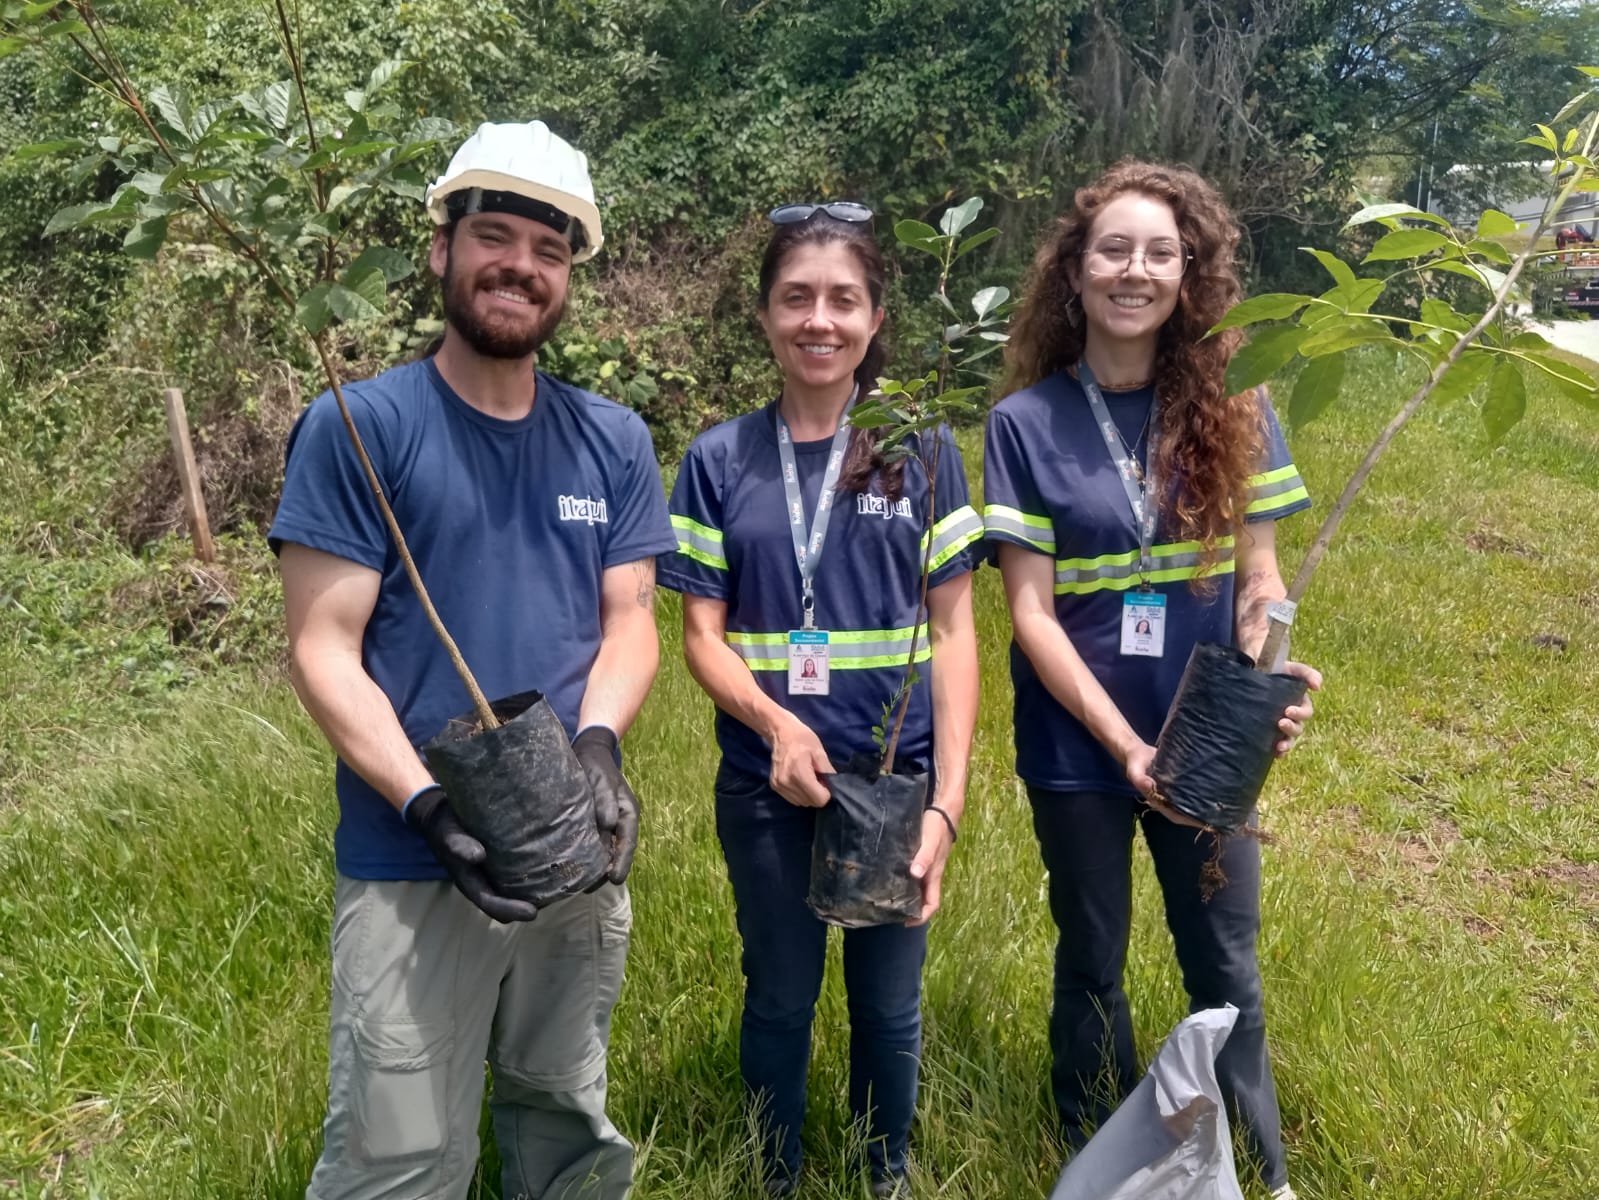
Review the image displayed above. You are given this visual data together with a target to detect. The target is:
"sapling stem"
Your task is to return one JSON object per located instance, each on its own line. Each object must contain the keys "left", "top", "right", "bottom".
{"left": 1254, "top": 110, "right": 1599, "bottom": 673}
{"left": 53, "top": 0, "right": 502, "bottom": 729}
{"left": 879, "top": 432, "right": 942, "bottom": 774}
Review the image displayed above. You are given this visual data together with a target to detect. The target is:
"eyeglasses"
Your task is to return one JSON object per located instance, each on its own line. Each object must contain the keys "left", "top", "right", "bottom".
{"left": 768, "top": 201, "right": 875, "bottom": 226}
{"left": 1081, "top": 240, "right": 1192, "bottom": 279}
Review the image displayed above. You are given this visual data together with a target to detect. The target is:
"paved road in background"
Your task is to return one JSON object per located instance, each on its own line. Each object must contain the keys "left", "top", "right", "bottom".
{"left": 1531, "top": 318, "right": 1599, "bottom": 363}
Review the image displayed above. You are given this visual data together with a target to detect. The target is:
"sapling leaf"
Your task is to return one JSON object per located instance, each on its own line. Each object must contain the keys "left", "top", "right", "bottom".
{"left": 1483, "top": 359, "right": 1528, "bottom": 445}
{"left": 1476, "top": 209, "right": 1519, "bottom": 237}
{"left": 1288, "top": 351, "right": 1345, "bottom": 429}
{"left": 348, "top": 245, "right": 415, "bottom": 284}
{"left": 367, "top": 58, "right": 412, "bottom": 96}
{"left": 940, "top": 196, "right": 982, "bottom": 236}
{"left": 894, "top": 219, "right": 942, "bottom": 254}
{"left": 127, "top": 170, "right": 167, "bottom": 196}
{"left": 1364, "top": 229, "right": 1452, "bottom": 261}
{"left": 1343, "top": 203, "right": 1451, "bottom": 229}
{"left": 1298, "top": 316, "right": 1393, "bottom": 358}
{"left": 328, "top": 279, "right": 383, "bottom": 322}
{"left": 953, "top": 227, "right": 999, "bottom": 260}
{"left": 122, "top": 216, "right": 168, "bottom": 259}
{"left": 10, "top": 139, "right": 85, "bottom": 161}
{"left": 1343, "top": 278, "right": 1387, "bottom": 314}
{"left": 1303, "top": 248, "right": 1357, "bottom": 290}
{"left": 148, "top": 84, "right": 193, "bottom": 140}
{"left": 262, "top": 79, "right": 295, "bottom": 131}
{"left": 1429, "top": 350, "right": 1494, "bottom": 406}
{"left": 1520, "top": 351, "right": 1599, "bottom": 406}
{"left": 1430, "top": 259, "right": 1502, "bottom": 291}
{"left": 971, "top": 285, "right": 1008, "bottom": 318}
{"left": 1225, "top": 325, "right": 1309, "bottom": 393}
{"left": 296, "top": 283, "right": 334, "bottom": 334}
{"left": 1209, "top": 293, "right": 1317, "bottom": 332}
{"left": 1553, "top": 89, "right": 1595, "bottom": 125}
{"left": 1465, "top": 237, "right": 1513, "bottom": 265}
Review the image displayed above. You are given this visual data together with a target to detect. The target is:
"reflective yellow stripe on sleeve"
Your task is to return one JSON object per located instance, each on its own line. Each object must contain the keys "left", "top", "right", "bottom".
{"left": 920, "top": 504, "right": 984, "bottom": 571}
{"left": 670, "top": 513, "right": 728, "bottom": 570}
{"left": 983, "top": 504, "right": 1056, "bottom": 554}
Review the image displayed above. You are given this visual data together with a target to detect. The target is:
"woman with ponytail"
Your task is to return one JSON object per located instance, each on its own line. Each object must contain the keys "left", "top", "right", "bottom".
{"left": 984, "top": 161, "right": 1320, "bottom": 1198}
{"left": 658, "top": 204, "right": 982, "bottom": 1198}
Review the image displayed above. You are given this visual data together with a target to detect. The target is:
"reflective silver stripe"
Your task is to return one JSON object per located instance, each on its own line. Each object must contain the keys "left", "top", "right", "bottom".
{"left": 673, "top": 527, "right": 726, "bottom": 567}
{"left": 983, "top": 506, "right": 1056, "bottom": 554}
{"left": 924, "top": 505, "right": 983, "bottom": 570}
{"left": 726, "top": 631, "right": 933, "bottom": 670}
{"left": 1248, "top": 471, "right": 1306, "bottom": 503}
{"left": 1054, "top": 541, "right": 1236, "bottom": 592}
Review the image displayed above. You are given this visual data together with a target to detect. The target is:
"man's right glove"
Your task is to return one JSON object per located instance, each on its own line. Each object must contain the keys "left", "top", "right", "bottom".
{"left": 403, "top": 785, "right": 538, "bottom": 923}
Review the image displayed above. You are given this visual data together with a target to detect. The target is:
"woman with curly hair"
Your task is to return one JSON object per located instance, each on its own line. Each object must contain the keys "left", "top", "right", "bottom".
{"left": 982, "top": 159, "right": 1321, "bottom": 1197}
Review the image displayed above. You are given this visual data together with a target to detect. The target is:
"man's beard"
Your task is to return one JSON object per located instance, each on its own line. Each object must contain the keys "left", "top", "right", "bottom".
{"left": 441, "top": 255, "right": 566, "bottom": 359}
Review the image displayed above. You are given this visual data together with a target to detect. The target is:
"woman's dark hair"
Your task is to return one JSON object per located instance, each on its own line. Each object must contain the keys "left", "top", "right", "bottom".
{"left": 758, "top": 214, "right": 901, "bottom": 498}
{"left": 1003, "top": 159, "right": 1262, "bottom": 575}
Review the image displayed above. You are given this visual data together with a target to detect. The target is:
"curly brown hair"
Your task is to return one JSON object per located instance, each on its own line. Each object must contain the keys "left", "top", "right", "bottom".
{"left": 1003, "top": 159, "right": 1263, "bottom": 565}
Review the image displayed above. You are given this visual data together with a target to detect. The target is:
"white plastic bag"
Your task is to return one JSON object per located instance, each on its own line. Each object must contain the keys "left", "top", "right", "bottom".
{"left": 1048, "top": 1005, "right": 1244, "bottom": 1200}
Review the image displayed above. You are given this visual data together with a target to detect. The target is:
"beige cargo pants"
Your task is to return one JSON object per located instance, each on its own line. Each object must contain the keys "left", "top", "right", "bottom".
{"left": 305, "top": 875, "right": 634, "bottom": 1200}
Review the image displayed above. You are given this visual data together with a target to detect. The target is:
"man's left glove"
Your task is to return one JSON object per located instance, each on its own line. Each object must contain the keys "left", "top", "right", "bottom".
{"left": 572, "top": 725, "right": 640, "bottom": 885}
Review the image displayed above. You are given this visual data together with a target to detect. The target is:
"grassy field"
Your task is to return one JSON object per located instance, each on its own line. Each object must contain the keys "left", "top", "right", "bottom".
{"left": 2, "top": 352, "right": 1598, "bottom": 1198}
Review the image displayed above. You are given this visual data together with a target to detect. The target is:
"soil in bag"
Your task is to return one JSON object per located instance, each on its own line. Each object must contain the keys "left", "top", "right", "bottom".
{"left": 423, "top": 690, "right": 609, "bottom": 906}
{"left": 1151, "top": 642, "right": 1306, "bottom": 834}
{"left": 807, "top": 752, "right": 926, "bottom": 928}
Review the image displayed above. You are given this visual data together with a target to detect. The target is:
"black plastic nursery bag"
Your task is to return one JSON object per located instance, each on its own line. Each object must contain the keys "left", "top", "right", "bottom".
{"left": 1151, "top": 643, "right": 1306, "bottom": 834}
{"left": 424, "top": 690, "right": 610, "bottom": 905}
{"left": 808, "top": 754, "right": 926, "bottom": 928}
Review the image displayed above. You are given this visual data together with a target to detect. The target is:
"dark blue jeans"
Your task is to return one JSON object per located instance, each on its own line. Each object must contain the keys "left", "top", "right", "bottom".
{"left": 1028, "top": 786, "right": 1287, "bottom": 1190}
{"left": 715, "top": 760, "right": 928, "bottom": 1185}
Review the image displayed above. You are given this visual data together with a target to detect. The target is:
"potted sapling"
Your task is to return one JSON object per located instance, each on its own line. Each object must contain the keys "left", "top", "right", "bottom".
{"left": 807, "top": 198, "right": 1008, "bottom": 926}
{"left": 8, "top": 2, "right": 610, "bottom": 902}
{"left": 1147, "top": 79, "right": 1599, "bottom": 835}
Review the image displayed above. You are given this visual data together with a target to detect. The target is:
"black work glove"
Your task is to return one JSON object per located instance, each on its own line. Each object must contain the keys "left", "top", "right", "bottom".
{"left": 572, "top": 726, "right": 640, "bottom": 885}
{"left": 404, "top": 785, "right": 538, "bottom": 923}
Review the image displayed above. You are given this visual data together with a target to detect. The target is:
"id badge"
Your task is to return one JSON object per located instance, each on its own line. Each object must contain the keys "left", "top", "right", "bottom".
{"left": 1120, "top": 591, "right": 1166, "bottom": 658}
{"left": 788, "top": 629, "right": 831, "bottom": 695}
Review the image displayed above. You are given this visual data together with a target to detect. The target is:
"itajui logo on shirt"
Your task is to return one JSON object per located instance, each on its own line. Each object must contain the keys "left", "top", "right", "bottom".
{"left": 857, "top": 493, "right": 914, "bottom": 521}
{"left": 558, "top": 494, "right": 609, "bottom": 525}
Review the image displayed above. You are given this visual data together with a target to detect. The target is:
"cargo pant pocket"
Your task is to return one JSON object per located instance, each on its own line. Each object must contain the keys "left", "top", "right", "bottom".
{"left": 351, "top": 1016, "right": 454, "bottom": 1165}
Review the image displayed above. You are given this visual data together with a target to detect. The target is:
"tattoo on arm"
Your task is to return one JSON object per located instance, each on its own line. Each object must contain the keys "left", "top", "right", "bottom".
{"left": 633, "top": 560, "right": 656, "bottom": 611}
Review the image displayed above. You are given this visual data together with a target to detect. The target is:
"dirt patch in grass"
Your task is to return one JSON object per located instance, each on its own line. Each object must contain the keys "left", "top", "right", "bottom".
{"left": 1464, "top": 524, "right": 1542, "bottom": 560}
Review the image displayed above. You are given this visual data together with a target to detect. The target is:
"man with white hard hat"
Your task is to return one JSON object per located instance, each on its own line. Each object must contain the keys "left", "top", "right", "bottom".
{"left": 271, "top": 120, "right": 674, "bottom": 1199}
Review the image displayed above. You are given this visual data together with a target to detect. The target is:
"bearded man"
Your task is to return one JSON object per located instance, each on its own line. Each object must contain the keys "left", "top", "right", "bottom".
{"left": 270, "top": 121, "right": 675, "bottom": 1200}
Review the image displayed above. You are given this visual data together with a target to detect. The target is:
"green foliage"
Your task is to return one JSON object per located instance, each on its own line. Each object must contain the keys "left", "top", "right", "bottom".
{"left": 1219, "top": 74, "right": 1599, "bottom": 451}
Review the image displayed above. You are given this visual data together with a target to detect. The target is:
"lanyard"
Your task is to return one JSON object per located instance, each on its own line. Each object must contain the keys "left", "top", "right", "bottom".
{"left": 776, "top": 386, "right": 856, "bottom": 628}
{"left": 1078, "top": 362, "right": 1160, "bottom": 581}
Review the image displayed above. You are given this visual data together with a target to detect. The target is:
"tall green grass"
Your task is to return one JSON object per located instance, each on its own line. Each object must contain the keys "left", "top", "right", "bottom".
{"left": 2, "top": 354, "right": 1597, "bottom": 1197}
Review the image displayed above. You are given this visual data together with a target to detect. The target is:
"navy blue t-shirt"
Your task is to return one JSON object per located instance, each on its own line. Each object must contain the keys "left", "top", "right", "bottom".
{"left": 269, "top": 358, "right": 677, "bottom": 879}
{"left": 983, "top": 371, "right": 1310, "bottom": 795}
{"left": 658, "top": 403, "right": 983, "bottom": 779}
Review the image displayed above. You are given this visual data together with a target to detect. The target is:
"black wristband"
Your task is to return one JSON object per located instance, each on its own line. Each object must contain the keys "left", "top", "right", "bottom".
{"left": 927, "top": 802, "right": 958, "bottom": 843}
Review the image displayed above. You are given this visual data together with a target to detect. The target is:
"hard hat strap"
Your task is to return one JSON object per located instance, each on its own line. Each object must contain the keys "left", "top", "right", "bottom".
{"left": 446, "top": 188, "right": 586, "bottom": 254}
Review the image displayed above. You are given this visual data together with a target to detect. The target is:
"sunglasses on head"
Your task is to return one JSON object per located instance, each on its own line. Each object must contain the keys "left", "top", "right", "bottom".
{"left": 768, "top": 201, "right": 875, "bottom": 225}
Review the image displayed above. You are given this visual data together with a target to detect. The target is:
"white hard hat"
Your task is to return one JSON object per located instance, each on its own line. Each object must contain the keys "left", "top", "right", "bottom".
{"left": 425, "top": 120, "right": 603, "bottom": 262}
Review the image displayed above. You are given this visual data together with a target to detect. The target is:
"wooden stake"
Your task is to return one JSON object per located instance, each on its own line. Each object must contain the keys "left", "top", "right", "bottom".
{"left": 162, "top": 387, "right": 215, "bottom": 563}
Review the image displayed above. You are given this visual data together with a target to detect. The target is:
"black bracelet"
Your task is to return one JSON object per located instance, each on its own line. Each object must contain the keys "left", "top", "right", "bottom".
{"left": 927, "top": 802, "right": 958, "bottom": 843}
